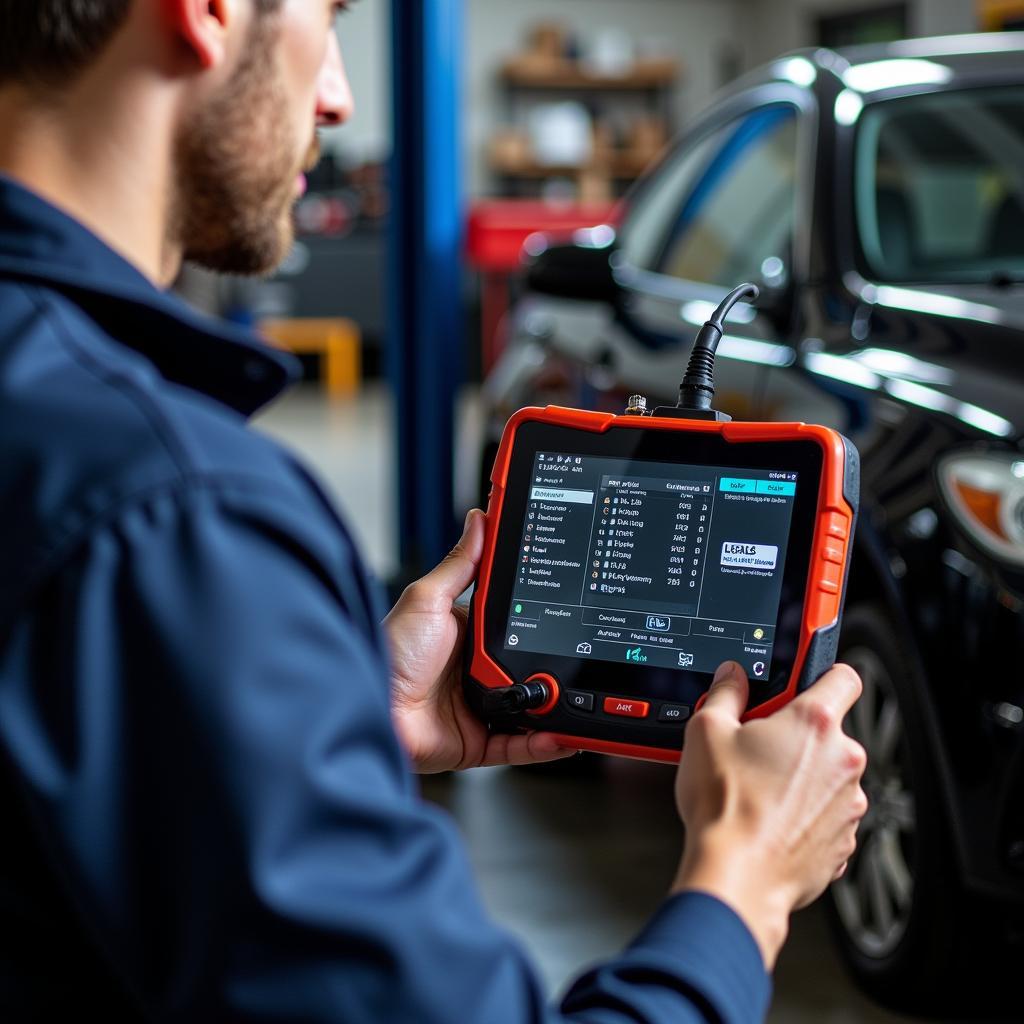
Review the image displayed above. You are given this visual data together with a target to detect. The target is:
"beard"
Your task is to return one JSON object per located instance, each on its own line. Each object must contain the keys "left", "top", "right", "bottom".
{"left": 171, "top": 14, "right": 318, "bottom": 276}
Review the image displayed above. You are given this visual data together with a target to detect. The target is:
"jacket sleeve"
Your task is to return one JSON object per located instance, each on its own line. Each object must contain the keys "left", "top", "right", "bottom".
{"left": 0, "top": 477, "right": 771, "bottom": 1023}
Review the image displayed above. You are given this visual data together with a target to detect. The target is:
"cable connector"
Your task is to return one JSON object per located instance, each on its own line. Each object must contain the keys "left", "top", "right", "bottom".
{"left": 667, "top": 282, "right": 760, "bottom": 422}
{"left": 476, "top": 680, "right": 550, "bottom": 717}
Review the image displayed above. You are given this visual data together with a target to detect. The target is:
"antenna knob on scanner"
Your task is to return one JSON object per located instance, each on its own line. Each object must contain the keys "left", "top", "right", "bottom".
{"left": 625, "top": 395, "right": 649, "bottom": 416}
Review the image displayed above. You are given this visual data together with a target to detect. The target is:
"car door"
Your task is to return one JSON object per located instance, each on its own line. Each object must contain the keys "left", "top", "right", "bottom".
{"left": 611, "top": 85, "right": 813, "bottom": 419}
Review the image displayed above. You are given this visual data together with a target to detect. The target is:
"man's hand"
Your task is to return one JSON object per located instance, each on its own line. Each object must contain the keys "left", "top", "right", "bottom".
{"left": 673, "top": 661, "right": 868, "bottom": 970}
{"left": 386, "top": 510, "right": 576, "bottom": 773}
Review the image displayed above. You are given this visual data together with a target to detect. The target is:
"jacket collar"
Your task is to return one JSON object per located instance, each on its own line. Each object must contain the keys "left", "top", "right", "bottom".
{"left": 0, "top": 175, "right": 299, "bottom": 416}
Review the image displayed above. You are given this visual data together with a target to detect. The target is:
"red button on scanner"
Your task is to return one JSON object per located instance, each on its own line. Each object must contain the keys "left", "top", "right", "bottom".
{"left": 603, "top": 697, "right": 650, "bottom": 719}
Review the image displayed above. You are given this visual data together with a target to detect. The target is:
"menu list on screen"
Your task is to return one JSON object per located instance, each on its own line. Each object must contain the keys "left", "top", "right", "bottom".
{"left": 503, "top": 452, "right": 799, "bottom": 681}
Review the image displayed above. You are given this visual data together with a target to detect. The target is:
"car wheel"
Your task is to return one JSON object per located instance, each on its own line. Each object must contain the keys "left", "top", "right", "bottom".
{"left": 826, "top": 603, "right": 1001, "bottom": 1016}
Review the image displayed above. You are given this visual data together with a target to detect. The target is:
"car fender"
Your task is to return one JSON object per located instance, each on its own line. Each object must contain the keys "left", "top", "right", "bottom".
{"left": 848, "top": 503, "right": 978, "bottom": 892}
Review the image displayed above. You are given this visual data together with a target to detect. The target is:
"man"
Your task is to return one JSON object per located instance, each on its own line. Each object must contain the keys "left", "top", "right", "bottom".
{"left": 0, "top": 2, "right": 867, "bottom": 1020}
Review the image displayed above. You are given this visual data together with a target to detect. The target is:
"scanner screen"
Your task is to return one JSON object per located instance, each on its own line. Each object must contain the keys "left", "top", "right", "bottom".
{"left": 503, "top": 452, "right": 799, "bottom": 682}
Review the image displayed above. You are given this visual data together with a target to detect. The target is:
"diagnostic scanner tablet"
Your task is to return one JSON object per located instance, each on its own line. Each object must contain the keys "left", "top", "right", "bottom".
{"left": 465, "top": 285, "right": 859, "bottom": 763}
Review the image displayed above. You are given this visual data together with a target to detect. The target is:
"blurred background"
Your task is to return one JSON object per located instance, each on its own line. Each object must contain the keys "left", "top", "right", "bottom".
{"left": 177, "top": 2, "right": 1024, "bottom": 1020}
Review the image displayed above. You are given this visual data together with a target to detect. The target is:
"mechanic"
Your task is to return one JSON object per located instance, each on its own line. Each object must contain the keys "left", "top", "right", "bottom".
{"left": 0, "top": 2, "right": 868, "bottom": 1021}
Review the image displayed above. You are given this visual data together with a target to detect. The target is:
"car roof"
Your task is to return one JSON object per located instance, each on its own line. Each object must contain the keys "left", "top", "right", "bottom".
{"left": 775, "top": 32, "right": 1024, "bottom": 96}
{"left": 833, "top": 31, "right": 1024, "bottom": 66}
{"left": 714, "top": 33, "right": 1024, "bottom": 110}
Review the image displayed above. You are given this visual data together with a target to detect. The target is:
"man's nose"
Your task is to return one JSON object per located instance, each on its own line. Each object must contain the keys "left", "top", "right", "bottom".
{"left": 317, "top": 31, "right": 354, "bottom": 126}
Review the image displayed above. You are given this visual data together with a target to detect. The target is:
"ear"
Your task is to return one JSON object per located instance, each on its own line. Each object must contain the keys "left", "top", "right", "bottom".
{"left": 165, "top": 0, "right": 234, "bottom": 70}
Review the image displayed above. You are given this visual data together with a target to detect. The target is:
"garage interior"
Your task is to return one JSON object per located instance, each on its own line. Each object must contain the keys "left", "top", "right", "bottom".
{"left": 179, "top": 0, "right": 1023, "bottom": 1020}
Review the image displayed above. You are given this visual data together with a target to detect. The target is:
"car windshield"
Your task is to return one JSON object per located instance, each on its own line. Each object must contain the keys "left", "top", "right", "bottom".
{"left": 856, "top": 86, "right": 1024, "bottom": 284}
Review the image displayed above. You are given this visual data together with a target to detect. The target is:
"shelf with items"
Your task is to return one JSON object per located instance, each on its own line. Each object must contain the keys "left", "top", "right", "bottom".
{"left": 500, "top": 57, "right": 680, "bottom": 92}
{"left": 489, "top": 22, "right": 681, "bottom": 201}
{"left": 488, "top": 115, "right": 669, "bottom": 203}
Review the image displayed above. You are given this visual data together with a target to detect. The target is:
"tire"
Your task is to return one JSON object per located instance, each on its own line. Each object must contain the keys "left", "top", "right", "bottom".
{"left": 825, "top": 603, "right": 1006, "bottom": 1017}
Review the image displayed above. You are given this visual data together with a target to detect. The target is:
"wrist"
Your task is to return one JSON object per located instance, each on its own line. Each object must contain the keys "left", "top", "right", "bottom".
{"left": 671, "top": 830, "right": 791, "bottom": 970}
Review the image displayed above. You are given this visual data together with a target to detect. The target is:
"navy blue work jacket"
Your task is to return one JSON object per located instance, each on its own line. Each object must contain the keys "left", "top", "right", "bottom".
{"left": 0, "top": 176, "right": 771, "bottom": 1022}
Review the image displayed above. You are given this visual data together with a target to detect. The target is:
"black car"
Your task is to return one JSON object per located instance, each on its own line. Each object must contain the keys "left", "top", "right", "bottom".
{"left": 480, "top": 33, "right": 1024, "bottom": 1016}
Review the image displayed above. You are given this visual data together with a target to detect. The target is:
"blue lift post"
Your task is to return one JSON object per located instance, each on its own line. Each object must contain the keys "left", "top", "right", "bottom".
{"left": 389, "top": 0, "right": 465, "bottom": 583}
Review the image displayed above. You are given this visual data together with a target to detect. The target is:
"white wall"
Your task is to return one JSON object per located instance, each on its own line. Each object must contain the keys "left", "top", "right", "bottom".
{"left": 324, "top": 0, "right": 391, "bottom": 165}
{"left": 465, "top": 0, "right": 747, "bottom": 194}
{"left": 739, "top": 0, "right": 980, "bottom": 68}
{"left": 326, "top": 0, "right": 985, "bottom": 191}
{"left": 915, "top": 0, "right": 978, "bottom": 37}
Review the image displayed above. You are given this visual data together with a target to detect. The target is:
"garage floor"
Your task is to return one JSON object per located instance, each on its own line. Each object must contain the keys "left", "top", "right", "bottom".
{"left": 256, "top": 385, "right": 929, "bottom": 1023}
{"left": 422, "top": 760, "right": 902, "bottom": 1023}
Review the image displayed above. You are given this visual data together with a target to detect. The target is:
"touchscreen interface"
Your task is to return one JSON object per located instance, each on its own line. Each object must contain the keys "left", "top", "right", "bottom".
{"left": 502, "top": 451, "right": 799, "bottom": 681}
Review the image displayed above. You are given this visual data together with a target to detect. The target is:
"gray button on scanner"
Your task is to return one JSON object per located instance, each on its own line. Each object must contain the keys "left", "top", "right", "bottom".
{"left": 658, "top": 704, "right": 691, "bottom": 723}
{"left": 566, "top": 690, "right": 595, "bottom": 712}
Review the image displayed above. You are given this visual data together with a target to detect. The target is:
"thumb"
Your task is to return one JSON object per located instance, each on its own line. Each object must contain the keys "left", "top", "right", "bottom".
{"left": 697, "top": 661, "right": 750, "bottom": 721}
{"left": 419, "top": 509, "right": 486, "bottom": 604}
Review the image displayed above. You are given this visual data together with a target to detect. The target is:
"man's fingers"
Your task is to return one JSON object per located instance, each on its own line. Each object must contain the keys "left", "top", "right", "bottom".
{"left": 697, "top": 661, "right": 749, "bottom": 721}
{"left": 480, "top": 730, "right": 577, "bottom": 767}
{"left": 794, "top": 662, "right": 863, "bottom": 723}
{"left": 413, "top": 509, "right": 486, "bottom": 605}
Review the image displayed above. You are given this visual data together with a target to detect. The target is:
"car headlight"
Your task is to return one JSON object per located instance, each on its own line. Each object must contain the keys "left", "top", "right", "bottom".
{"left": 938, "top": 452, "right": 1024, "bottom": 568}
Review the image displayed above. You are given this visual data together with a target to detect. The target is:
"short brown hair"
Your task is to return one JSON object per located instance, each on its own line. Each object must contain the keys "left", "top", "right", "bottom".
{"left": 0, "top": 1, "right": 284, "bottom": 88}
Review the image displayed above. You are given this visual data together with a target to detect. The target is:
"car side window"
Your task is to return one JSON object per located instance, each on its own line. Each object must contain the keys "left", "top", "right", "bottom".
{"left": 618, "top": 128, "right": 727, "bottom": 271}
{"left": 646, "top": 105, "right": 799, "bottom": 289}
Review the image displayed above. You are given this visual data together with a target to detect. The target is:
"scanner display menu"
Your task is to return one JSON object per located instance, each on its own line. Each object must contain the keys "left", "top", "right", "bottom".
{"left": 504, "top": 452, "right": 799, "bottom": 681}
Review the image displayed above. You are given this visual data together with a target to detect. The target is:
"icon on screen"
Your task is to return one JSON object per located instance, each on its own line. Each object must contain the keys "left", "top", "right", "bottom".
{"left": 625, "top": 647, "right": 648, "bottom": 663}
{"left": 753, "top": 661, "right": 766, "bottom": 677}
{"left": 508, "top": 634, "right": 519, "bottom": 646}
{"left": 753, "top": 627, "right": 765, "bottom": 640}
{"left": 514, "top": 603, "right": 523, "bottom": 614}
{"left": 678, "top": 652, "right": 695, "bottom": 668}
{"left": 646, "top": 615, "right": 671, "bottom": 632}
{"left": 576, "top": 642, "right": 592, "bottom": 655}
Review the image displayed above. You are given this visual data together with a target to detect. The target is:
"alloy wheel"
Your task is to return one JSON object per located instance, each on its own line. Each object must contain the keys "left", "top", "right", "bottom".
{"left": 832, "top": 644, "right": 917, "bottom": 959}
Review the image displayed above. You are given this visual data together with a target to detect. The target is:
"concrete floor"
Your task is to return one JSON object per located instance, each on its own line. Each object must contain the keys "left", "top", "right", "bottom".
{"left": 255, "top": 385, "right": 934, "bottom": 1023}
{"left": 421, "top": 760, "right": 905, "bottom": 1024}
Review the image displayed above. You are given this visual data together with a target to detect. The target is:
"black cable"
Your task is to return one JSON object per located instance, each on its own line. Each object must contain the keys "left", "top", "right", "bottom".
{"left": 677, "top": 282, "right": 760, "bottom": 413}
{"left": 475, "top": 680, "right": 550, "bottom": 717}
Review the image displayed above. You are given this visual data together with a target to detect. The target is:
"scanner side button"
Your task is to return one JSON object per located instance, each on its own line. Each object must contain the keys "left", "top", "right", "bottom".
{"left": 823, "top": 540, "right": 845, "bottom": 565}
{"left": 825, "top": 512, "right": 850, "bottom": 540}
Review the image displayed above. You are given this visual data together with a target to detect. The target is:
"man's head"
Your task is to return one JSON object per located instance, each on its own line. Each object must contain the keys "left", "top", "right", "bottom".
{"left": 0, "top": 2, "right": 134, "bottom": 88}
{"left": 0, "top": 1, "right": 354, "bottom": 277}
